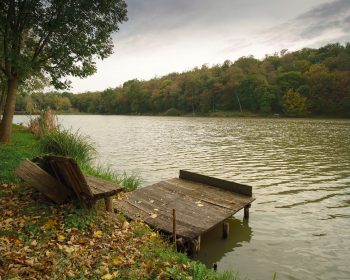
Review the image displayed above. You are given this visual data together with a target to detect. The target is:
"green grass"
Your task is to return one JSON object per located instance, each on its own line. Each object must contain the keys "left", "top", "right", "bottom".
{"left": 82, "top": 164, "right": 140, "bottom": 192}
{"left": 0, "top": 125, "right": 37, "bottom": 183}
{"left": 36, "top": 128, "right": 96, "bottom": 166}
{"left": 36, "top": 127, "right": 140, "bottom": 191}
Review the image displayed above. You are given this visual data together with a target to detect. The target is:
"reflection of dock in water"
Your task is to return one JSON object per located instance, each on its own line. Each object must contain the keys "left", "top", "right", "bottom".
{"left": 194, "top": 217, "right": 253, "bottom": 266}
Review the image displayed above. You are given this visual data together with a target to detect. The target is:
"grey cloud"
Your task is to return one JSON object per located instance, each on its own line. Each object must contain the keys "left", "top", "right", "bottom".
{"left": 292, "top": 0, "right": 350, "bottom": 39}
{"left": 119, "top": 0, "right": 291, "bottom": 38}
{"left": 258, "top": 0, "right": 350, "bottom": 47}
{"left": 296, "top": 0, "right": 349, "bottom": 21}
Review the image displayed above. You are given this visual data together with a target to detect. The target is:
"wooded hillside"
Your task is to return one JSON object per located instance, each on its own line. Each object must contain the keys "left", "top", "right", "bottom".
{"left": 16, "top": 42, "right": 350, "bottom": 117}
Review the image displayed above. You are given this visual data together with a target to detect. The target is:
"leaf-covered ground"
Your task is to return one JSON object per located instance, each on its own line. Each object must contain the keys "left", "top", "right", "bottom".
{"left": 0, "top": 125, "right": 235, "bottom": 279}
{"left": 0, "top": 183, "right": 234, "bottom": 280}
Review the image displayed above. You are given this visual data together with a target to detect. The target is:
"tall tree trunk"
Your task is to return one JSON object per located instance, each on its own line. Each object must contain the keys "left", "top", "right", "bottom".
{"left": 0, "top": 81, "right": 6, "bottom": 121}
{"left": 0, "top": 92, "right": 5, "bottom": 121}
{"left": 0, "top": 78, "right": 18, "bottom": 142}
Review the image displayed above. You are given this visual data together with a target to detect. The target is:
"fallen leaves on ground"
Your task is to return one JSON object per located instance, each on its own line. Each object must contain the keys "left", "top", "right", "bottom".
{"left": 0, "top": 184, "right": 195, "bottom": 279}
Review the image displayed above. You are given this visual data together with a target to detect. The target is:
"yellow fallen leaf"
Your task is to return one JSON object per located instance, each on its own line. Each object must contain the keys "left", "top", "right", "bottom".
{"left": 93, "top": 230, "right": 103, "bottom": 238}
{"left": 112, "top": 257, "right": 122, "bottom": 266}
{"left": 43, "top": 219, "right": 57, "bottom": 230}
{"left": 4, "top": 218, "right": 13, "bottom": 223}
{"left": 150, "top": 213, "right": 157, "bottom": 219}
{"left": 57, "top": 234, "right": 65, "bottom": 242}
{"left": 101, "top": 273, "right": 113, "bottom": 280}
{"left": 64, "top": 246, "right": 75, "bottom": 254}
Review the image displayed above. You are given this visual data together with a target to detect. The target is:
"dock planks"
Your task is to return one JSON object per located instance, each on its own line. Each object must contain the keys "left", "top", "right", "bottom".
{"left": 116, "top": 171, "right": 255, "bottom": 239}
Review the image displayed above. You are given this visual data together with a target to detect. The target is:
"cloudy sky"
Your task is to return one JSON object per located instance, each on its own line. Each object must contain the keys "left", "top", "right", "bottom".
{"left": 69, "top": 0, "right": 350, "bottom": 93}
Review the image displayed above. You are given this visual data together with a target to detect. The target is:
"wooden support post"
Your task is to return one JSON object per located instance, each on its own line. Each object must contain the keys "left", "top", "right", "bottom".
{"left": 196, "top": 235, "right": 201, "bottom": 252}
{"left": 222, "top": 222, "right": 229, "bottom": 239}
{"left": 189, "top": 236, "right": 201, "bottom": 256}
{"left": 213, "top": 263, "right": 218, "bottom": 271}
{"left": 173, "top": 209, "right": 177, "bottom": 251}
{"left": 244, "top": 203, "right": 251, "bottom": 220}
{"left": 105, "top": 197, "right": 113, "bottom": 212}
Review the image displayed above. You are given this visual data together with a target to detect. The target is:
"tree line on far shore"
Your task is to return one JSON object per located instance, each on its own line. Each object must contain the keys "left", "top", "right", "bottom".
{"left": 16, "top": 42, "right": 350, "bottom": 117}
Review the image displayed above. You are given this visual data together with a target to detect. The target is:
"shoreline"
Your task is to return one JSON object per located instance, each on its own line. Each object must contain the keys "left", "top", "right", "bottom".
{"left": 0, "top": 125, "right": 234, "bottom": 279}
{"left": 13, "top": 111, "right": 350, "bottom": 120}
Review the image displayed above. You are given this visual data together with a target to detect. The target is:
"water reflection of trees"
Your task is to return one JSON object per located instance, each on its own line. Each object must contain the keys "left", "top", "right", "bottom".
{"left": 194, "top": 217, "right": 252, "bottom": 267}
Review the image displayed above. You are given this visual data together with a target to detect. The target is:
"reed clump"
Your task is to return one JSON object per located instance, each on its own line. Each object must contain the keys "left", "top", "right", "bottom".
{"left": 36, "top": 128, "right": 96, "bottom": 166}
{"left": 28, "top": 109, "right": 58, "bottom": 138}
{"left": 29, "top": 110, "right": 140, "bottom": 191}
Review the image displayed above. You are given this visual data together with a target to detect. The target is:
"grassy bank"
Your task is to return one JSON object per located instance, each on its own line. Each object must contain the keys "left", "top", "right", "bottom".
{"left": 0, "top": 126, "right": 236, "bottom": 279}
{"left": 0, "top": 125, "right": 36, "bottom": 184}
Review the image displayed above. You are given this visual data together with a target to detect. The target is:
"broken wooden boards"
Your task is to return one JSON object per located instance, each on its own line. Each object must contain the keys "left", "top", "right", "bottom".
{"left": 15, "top": 156, "right": 124, "bottom": 211}
{"left": 15, "top": 160, "right": 73, "bottom": 204}
{"left": 116, "top": 170, "right": 255, "bottom": 240}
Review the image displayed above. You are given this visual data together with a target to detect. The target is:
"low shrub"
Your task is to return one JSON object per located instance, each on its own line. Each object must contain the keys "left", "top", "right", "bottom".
{"left": 32, "top": 110, "right": 140, "bottom": 190}
{"left": 164, "top": 108, "right": 181, "bottom": 116}
{"left": 28, "top": 109, "right": 58, "bottom": 138}
{"left": 36, "top": 128, "right": 96, "bottom": 166}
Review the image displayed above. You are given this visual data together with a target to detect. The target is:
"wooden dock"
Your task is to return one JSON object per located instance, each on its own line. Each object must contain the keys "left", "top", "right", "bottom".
{"left": 116, "top": 170, "right": 255, "bottom": 246}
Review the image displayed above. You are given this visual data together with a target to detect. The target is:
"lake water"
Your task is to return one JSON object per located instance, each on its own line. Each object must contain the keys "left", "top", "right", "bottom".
{"left": 14, "top": 115, "right": 350, "bottom": 280}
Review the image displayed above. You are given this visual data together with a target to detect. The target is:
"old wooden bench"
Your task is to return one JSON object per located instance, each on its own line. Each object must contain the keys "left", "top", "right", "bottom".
{"left": 45, "top": 155, "right": 124, "bottom": 211}
{"left": 15, "top": 159, "right": 74, "bottom": 204}
{"left": 15, "top": 156, "right": 124, "bottom": 211}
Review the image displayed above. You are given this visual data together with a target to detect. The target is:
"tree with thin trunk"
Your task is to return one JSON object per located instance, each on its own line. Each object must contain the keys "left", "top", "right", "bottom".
{"left": 0, "top": 0, "right": 127, "bottom": 142}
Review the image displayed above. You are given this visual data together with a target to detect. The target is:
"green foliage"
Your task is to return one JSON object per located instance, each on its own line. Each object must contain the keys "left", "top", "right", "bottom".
{"left": 16, "top": 42, "right": 350, "bottom": 118}
{"left": 0, "top": 0, "right": 128, "bottom": 142}
{"left": 0, "top": 0, "right": 128, "bottom": 88}
{"left": 32, "top": 112, "right": 141, "bottom": 190}
{"left": 282, "top": 89, "right": 307, "bottom": 117}
{"left": 36, "top": 129, "right": 96, "bottom": 166}
{"left": 0, "top": 125, "right": 36, "bottom": 183}
{"left": 164, "top": 108, "right": 181, "bottom": 116}
{"left": 82, "top": 165, "right": 140, "bottom": 192}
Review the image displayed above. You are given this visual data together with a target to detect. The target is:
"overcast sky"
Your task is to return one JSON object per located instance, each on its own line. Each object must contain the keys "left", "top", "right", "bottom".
{"left": 69, "top": 0, "right": 350, "bottom": 93}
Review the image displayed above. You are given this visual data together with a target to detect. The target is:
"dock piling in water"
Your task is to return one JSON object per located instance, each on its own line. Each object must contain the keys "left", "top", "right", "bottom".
{"left": 244, "top": 203, "right": 251, "bottom": 220}
{"left": 222, "top": 221, "right": 229, "bottom": 239}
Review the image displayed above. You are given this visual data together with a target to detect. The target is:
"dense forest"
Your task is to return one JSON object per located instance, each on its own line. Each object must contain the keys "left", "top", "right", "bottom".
{"left": 16, "top": 42, "right": 350, "bottom": 117}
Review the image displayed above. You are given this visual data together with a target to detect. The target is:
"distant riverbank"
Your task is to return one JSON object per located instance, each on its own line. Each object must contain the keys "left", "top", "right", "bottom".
{"left": 14, "top": 110, "right": 350, "bottom": 119}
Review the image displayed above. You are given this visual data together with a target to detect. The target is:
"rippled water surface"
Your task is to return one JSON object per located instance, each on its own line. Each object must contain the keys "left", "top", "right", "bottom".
{"left": 14, "top": 115, "right": 350, "bottom": 280}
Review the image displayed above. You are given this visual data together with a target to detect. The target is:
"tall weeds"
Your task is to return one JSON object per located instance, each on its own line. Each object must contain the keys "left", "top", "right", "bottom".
{"left": 30, "top": 110, "right": 140, "bottom": 191}
{"left": 28, "top": 109, "right": 58, "bottom": 138}
{"left": 36, "top": 128, "right": 96, "bottom": 166}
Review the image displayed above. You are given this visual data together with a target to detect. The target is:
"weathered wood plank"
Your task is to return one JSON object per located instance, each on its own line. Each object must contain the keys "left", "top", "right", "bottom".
{"left": 15, "top": 160, "right": 72, "bottom": 204}
{"left": 165, "top": 178, "right": 253, "bottom": 210}
{"left": 117, "top": 199, "right": 204, "bottom": 239}
{"left": 47, "top": 156, "right": 92, "bottom": 199}
{"left": 85, "top": 175, "right": 123, "bottom": 195}
{"left": 179, "top": 170, "right": 252, "bottom": 196}
{"left": 46, "top": 155, "right": 124, "bottom": 206}
{"left": 116, "top": 173, "right": 255, "bottom": 239}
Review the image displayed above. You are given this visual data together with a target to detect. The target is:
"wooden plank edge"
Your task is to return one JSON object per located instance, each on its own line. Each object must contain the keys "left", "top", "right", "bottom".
{"left": 179, "top": 170, "right": 253, "bottom": 197}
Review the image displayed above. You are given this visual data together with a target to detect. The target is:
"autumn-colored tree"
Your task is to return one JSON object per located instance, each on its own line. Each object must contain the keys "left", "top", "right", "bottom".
{"left": 11, "top": 42, "right": 350, "bottom": 118}
{"left": 282, "top": 89, "right": 307, "bottom": 116}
